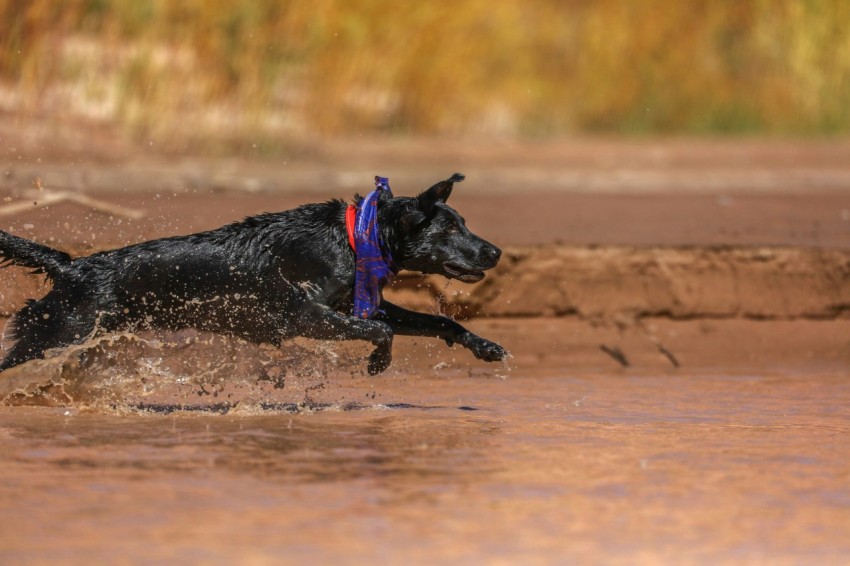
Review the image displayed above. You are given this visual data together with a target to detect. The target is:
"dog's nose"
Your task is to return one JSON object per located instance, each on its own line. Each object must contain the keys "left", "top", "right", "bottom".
{"left": 484, "top": 244, "right": 502, "bottom": 264}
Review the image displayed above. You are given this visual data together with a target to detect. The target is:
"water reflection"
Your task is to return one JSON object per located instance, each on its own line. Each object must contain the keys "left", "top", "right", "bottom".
{"left": 2, "top": 348, "right": 850, "bottom": 562}
{"left": 1, "top": 407, "right": 501, "bottom": 484}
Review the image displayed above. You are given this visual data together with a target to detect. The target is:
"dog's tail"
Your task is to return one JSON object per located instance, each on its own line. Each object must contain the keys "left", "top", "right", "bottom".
{"left": 0, "top": 230, "right": 72, "bottom": 281}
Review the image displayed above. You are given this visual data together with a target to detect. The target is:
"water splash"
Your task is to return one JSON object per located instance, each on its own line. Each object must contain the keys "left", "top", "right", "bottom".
{"left": 0, "top": 329, "right": 372, "bottom": 412}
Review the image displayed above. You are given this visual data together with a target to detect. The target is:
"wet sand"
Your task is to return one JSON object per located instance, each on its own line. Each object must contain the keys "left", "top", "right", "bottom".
{"left": 2, "top": 136, "right": 850, "bottom": 563}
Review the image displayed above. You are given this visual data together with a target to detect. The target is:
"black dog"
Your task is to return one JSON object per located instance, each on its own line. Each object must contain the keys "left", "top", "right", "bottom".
{"left": 0, "top": 173, "right": 507, "bottom": 374}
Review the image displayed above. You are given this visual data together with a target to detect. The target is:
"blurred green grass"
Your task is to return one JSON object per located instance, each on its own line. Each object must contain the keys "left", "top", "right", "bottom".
{"left": 3, "top": 0, "right": 850, "bottom": 150}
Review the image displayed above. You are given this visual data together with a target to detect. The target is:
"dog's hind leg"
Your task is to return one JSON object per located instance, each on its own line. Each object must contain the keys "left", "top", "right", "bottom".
{"left": 1, "top": 332, "right": 56, "bottom": 370}
{"left": 0, "top": 294, "right": 98, "bottom": 371}
{"left": 294, "top": 304, "right": 394, "bottom": 375}
{"left": 1, "top": 319, "right": 96, "bottom": 371}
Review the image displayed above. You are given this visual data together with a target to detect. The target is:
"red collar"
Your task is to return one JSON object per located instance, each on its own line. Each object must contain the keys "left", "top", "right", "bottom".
{"left": 345, "top": 205, "right": 357, "bottom": 251}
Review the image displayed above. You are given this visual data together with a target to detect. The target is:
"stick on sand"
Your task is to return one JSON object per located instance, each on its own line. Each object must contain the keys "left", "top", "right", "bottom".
{"left": 0, "top": 180, "right": 145, "bottom": 220}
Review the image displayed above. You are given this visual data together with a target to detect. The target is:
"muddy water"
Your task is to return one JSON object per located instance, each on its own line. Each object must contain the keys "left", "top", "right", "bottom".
{"left": 1, "top": 331, "right": 849, "bottom": 564}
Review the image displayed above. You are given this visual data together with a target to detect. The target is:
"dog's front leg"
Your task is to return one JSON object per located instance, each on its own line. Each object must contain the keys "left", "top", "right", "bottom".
{"left": 296, "top": 304, "right": 394, "bottom": 375}
{"left": 376, "top": 301, "right": 507, "bottom": 363}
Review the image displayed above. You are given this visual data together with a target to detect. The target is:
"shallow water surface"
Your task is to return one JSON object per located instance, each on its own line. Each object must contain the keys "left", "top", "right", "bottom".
{"left": 1, "top": 358, "right": 849, "bottom": 564}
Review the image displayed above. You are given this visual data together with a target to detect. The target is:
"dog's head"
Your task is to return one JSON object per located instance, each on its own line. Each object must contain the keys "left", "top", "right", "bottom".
{"left": 380, "top": 173, "right": 502, "bottom": 283}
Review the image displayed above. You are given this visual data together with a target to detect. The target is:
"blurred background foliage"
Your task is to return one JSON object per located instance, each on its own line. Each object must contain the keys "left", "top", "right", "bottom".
{"left": 2, "top": 0, "right": 850, "bottom": 149}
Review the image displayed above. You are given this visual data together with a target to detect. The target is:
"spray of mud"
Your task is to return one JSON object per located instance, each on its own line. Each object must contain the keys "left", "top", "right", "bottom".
{"left": 0, "top": 328, "right": 387, "bottom": 414}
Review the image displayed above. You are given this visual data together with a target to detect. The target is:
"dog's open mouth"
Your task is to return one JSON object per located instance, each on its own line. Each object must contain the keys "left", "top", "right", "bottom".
{"left": 443, "top": 262, "right": 486, "bottom": 283}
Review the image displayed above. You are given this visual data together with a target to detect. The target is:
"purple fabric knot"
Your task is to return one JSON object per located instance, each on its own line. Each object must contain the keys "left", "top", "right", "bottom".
{"left": 352, "top": 176, "right": 397, "bottom": 319}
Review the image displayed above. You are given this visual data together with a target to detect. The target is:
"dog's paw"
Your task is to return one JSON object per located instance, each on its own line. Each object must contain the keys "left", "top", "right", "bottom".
{"left": 461, "top": 334, "right": 508, "bottom": 362}
{"left": 367, "top": 345, "right": 392, "bottom": 375}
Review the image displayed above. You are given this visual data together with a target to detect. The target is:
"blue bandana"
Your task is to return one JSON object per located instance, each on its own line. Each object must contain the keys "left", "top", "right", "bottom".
{"left": 352, "top": 176, "right": 397, "bottom": 319}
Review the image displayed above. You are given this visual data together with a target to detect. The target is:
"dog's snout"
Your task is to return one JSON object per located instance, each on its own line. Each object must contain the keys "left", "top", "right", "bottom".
{"left": 483, "top": 244, "right": 501, "bottom": 265}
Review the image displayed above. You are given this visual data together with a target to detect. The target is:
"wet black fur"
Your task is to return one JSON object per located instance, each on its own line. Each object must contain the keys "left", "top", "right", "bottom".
{"left": 0, "top": 173, "right": 506, "bottom": 374}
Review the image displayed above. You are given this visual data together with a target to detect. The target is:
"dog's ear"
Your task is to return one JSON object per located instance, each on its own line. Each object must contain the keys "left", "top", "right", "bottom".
{"left": 401, "top": 208, "right": 427, "bottom": 233}
{"left": 417, "top": 172, "right": 464, "bottom": 215}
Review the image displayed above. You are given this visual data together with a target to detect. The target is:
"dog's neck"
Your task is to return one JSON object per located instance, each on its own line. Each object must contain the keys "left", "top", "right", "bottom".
{"left": 348, "top": 184, "right": 399, "bottom": 319}
{"left": 345, "top": 203, "right": 398, "bottom": 272}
